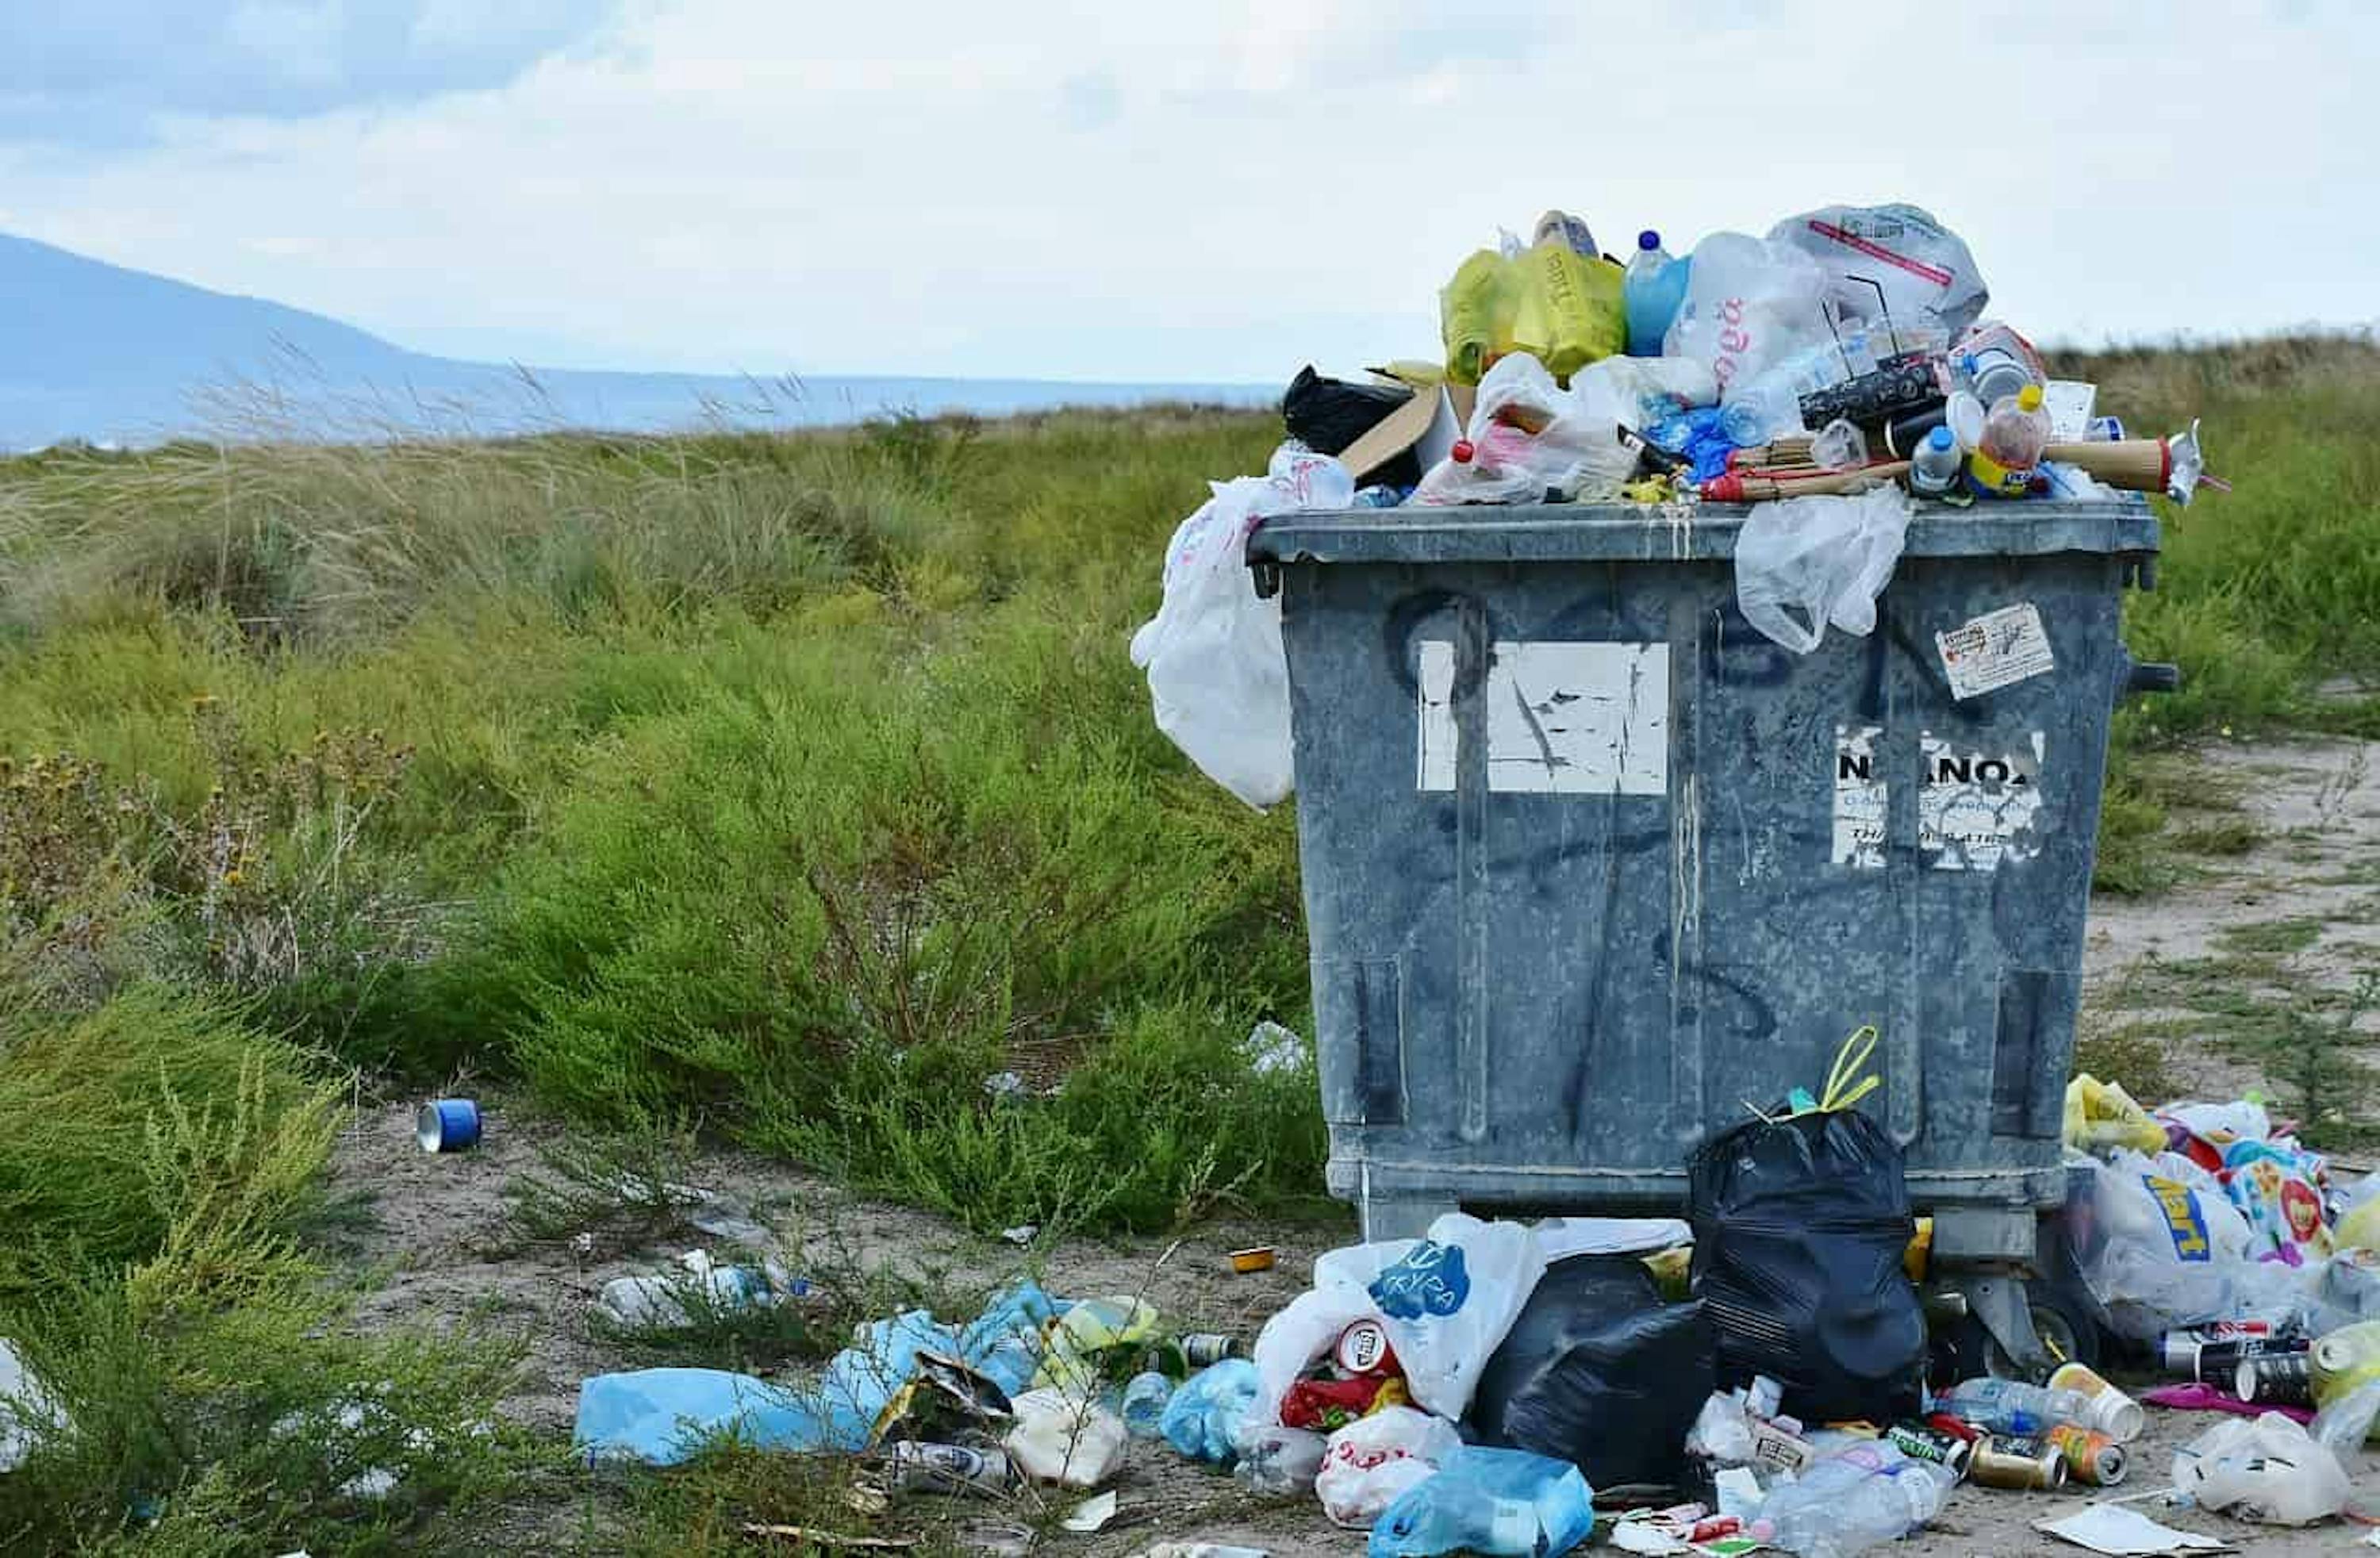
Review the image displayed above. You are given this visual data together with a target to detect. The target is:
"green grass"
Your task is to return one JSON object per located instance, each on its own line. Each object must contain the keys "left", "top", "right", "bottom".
{"left": 3, "top": 342, "right": 2378, "bottom": 1548}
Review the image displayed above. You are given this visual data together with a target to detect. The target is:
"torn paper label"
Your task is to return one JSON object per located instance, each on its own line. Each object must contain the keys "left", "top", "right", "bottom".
{"left": 1921, "top": 732, "right": 2046, "bottom": 870}
{"left": 1416, "top": 641, "right": 1668, "bottom": 796}
{"left": 1833, "top": 724, "right": 1887, "bottom": 869}
{"left": 1937, "top": 602, "right": 2056, "bottom": 700}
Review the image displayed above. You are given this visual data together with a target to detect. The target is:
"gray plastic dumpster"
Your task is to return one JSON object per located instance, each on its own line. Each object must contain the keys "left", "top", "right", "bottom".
{"left": 1248, "top": 497, "right": 2167, "bottom": 1370}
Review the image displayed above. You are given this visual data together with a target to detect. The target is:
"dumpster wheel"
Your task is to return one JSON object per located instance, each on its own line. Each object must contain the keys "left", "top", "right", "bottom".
{"left": 1937, "top": 1279, "right": 2102, "bottom": 1383}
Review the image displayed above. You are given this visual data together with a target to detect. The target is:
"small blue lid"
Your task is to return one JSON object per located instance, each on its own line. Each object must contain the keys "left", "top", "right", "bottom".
{"left": 1637, "top": 229, "right": 1661, "bottom": 251}
{"left": 1926, "top": 425, "right": 1956, "bottom": 451}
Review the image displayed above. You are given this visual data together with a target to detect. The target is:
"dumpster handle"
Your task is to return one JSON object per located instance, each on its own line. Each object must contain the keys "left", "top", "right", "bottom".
{"left": 2126, "top": 661, "right": 2182, "bottom": 696}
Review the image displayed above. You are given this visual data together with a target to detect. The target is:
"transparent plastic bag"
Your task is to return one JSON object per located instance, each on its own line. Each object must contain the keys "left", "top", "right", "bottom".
{"left": 2071, "top": 1150, "right": 2263, "bottom": 1339}
{"left": 1410, "top": 353, "right": 1637, "bottom": 508}
{"left": 1767, "top": 204, "right": 1988, "bottom": 337}
{"left": 1732, "top": 487, "right": 1914, "bottom": 654}
{"left": 1662, "top": 232, "right": 1831, "bottom": 397}
{"left": 1233, "top": 1421, "right": 1328, "bottom": 1495}
{"left": 1128, "top": 446, "right": 1353, "bottom": 808}
{"left": 2171, "top": 1411, "right": 2348, "bottom": 1525}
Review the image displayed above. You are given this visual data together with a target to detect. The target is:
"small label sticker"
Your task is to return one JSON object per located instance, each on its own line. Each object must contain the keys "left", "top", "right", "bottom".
{"left": 1415, "top": 640, "right": 1668, "bottom": 796}
{"left": 1937, "top": 603, "right": 2056, "bottom": 700}
{"left": 1920, "top": 732, "right": 2046, "bottom": 871}
{"left": 1833, "top": 724, "right": 1887, "bottom": 869}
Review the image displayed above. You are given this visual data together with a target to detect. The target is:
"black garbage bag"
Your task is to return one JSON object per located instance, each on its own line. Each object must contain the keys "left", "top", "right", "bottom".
{"left": 1281, "top": 366, "right": 1419, "bottom": 488}
{"left": 1464, "top": 1254, "right": 1715, "bottom": 1490}
{"left": 1687, "top": 1106, "right": 1926, "bottom": 1425}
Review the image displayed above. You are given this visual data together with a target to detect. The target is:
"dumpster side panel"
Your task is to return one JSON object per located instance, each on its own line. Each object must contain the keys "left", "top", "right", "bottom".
{"left": 1282, "top": 541, "right": 2128, "bottom": 1225}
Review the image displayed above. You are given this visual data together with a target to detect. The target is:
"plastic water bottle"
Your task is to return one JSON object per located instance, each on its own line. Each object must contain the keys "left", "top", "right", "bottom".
{"left": 1623, "top": 231, "right": 1689, "bottom": 357}
{"left": 1937, "top": 1376, "right": 2092, "bottom": 1436}
{"left": 1910, "top": 424, "right": 1963, "bottom": 497}
{"left": 1121, "top": 1371, "right": 1173, "bottom": 1438}
{"left": 1753, "top": 1449, "right": 1953, "bottom": 1558}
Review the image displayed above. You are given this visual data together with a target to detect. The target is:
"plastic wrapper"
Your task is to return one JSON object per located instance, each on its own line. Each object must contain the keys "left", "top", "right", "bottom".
{"left": 1463, "top": 1253, "right": 1714, "bottom": 1490}
{"left": 2171, "top": 1411, "right": 2348, "bottom": 1525}
{"left": 1315, "top": 1406, "right": 1464, "bottom": 1529}
{"left": 1661, "top": 232, "right": 1831, "bottom": 397}
{"left": 1127, "top": 446, "right": 1353, "bottom": 809}
{"left": 1687, "top": 1105, "right": 1926, "bottom": 1425}
{"left": 2221, "top": 1139, "right": 2332, "bottom": 1263}
{"left": 1766, "top": 203, "right": 1988, "bottom": 337}
{"left": 1732, "top": 487, "right": 1914, "bottom": 654}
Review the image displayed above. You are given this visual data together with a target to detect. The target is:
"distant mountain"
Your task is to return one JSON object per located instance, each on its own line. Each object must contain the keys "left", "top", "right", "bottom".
{"left": 0, "top": 232, "right": 1270, "bottom": 451}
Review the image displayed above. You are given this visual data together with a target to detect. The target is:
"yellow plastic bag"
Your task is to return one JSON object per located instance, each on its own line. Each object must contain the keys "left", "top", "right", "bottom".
{"left": 1440, "top": 249, "right": 1517, "bottom": 386}
{"left": 1511, "top": 243, "right": 1625, "bottom": 381}
{"left": 2064, "top": 1074, "right": 2167, "bottom": 1156}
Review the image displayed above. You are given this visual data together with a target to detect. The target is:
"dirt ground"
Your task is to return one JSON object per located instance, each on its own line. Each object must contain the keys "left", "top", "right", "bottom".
{"left": 328, "top": 737, "right": 2380, "bottom": 1556}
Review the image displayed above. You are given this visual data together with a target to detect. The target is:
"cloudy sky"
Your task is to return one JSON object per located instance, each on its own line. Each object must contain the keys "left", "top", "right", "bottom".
{"left": 2, "top": 1, "right": 2370, "bottom": 382}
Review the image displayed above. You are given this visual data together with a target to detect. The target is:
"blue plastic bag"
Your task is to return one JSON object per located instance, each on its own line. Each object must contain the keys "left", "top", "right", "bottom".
{"left": 573, "top": 1368, "right": 827, "bottom": 1465}
{"left": 1161, "top": 1357, "right": 1259, "bottom": 1464}
{"left": 1368, "top": 1445, "right": 1595, "bottom": 1558}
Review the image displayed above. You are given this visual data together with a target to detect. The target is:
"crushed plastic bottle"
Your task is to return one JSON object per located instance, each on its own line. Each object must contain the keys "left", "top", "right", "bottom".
{"left": 1623, "top": 231, "right": 1690, "bottom": 358}
{"left": 1936, "top": 1377, "right": 2093, "bottom": 1437}
{"left": 1367, "top": 1445, "right": 1595, "bottom": 1558}
{"left": 1122, "top": 1371, "right": 1174, "bottom": 1439}
{"left": 1751, "top": 1444, "right": 1955, "bottom": 1558}
{"left": 1233, "top": 1422, "right": 1328, "bottom": 1496}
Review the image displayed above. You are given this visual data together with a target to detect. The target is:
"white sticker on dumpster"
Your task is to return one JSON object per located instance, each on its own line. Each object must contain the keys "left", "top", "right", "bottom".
{"left": 1920, "top": 731, "right": 2046, "bottom": 870}
{"left": 1937, "top": 602, "right": 2056, "bottom": 700}
{"left": 1415, "top": 641, "right": 1668, "bottom": 795}
{"left": 1833, "top": 724, "right": 1887, "bottom": 869}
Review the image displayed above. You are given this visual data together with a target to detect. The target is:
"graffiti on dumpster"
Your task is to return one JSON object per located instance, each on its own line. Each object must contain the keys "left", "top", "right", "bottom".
{"left": 1415, "top": 640, "right": 1668, "bottom": 796}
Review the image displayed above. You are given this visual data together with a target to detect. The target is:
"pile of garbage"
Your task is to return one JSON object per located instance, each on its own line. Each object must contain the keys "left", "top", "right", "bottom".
{"left": 1130, "top": 200, "right": 2228, "bottom": 809}
{"left": 564, "top": 1050, "right": 2380, "bottom": 1553}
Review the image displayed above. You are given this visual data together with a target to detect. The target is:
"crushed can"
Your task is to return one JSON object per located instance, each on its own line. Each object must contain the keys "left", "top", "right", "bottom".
{"left": 2044, "top": 1423, "right": 2128, "bottom": 1486}
{"left": 1968, "top": 1435, "right": 2069, "bottom": 1491}
{"left": 889, "top": 1441, "right": 1013, "bottom": 1497}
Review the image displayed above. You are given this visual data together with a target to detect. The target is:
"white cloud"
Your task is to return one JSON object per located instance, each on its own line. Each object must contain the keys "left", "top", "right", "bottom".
{"left": 2, "top": 0, "right": 2372, "bottom": 381}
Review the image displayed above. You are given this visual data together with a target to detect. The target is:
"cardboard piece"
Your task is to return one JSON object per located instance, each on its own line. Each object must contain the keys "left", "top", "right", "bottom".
{"left": 1333, "top": 382, "right": 1475, "bottom": 485}
{"left": 2035, "top": 1504, "right": 2235, "bottom": 1556}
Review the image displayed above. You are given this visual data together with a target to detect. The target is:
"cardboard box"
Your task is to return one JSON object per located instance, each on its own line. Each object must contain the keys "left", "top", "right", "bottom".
{"left": 1334, "top": 380, "right": 1475, "bottom": 485}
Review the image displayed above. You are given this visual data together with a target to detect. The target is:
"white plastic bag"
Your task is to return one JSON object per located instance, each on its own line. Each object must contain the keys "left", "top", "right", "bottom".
{"left": 1128, "top": 445, "right": 1352, "bottom": 809}
{"left": 1361, "top": 1213, "right": 1547, "bottom": 1419}
{"left": 1314, "top": 1406, "right": 1464, "bottom": 1529}
{"left": 1661, "top": 232, "right": 1832, "bottom": 397}
{"left": 1004, "top": 1387, "right": 1129, "bottom": 1488}
{"left": 1766, "top": 204, "right": 1988, "bottom": 338}
{"left": 1411, "top": 352, "right": 1637, "bottom": 507}
{"left": 2172, "top": 1412, "right": 2349, "bottom": 1525}
{"left": 1733, "top": 486, "right": 1914, "bottom": 654}
{"left": 1250, "top": 1249, "right": 1405, "bottom": 1428}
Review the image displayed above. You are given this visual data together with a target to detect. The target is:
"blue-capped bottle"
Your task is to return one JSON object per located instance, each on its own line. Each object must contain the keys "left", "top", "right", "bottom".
{"left": 1624, "top": 230, "right": 1690, "bottom": 358}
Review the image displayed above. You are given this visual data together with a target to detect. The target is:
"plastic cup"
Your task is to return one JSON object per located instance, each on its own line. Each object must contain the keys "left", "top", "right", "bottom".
{"left": 2048, "top": 1362, "right": 2144, "bottom": 1442}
